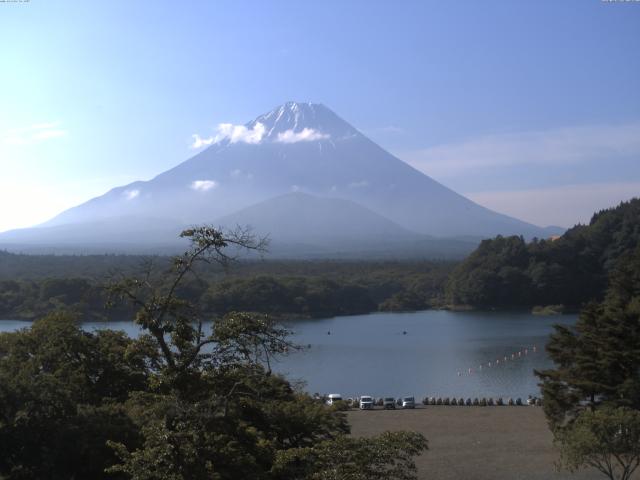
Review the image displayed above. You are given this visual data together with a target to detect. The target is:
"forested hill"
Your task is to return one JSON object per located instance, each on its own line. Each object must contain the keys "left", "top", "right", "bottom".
{"left": 0, "top": 255, "right": 454, "bottom": 321}
{"left": 445, "top": 198, "right": 640, "bottom": 309}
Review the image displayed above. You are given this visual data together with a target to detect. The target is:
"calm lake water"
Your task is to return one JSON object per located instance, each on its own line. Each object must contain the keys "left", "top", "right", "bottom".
{"left": 0, "top": 310, "right": 576, "bottom": 400}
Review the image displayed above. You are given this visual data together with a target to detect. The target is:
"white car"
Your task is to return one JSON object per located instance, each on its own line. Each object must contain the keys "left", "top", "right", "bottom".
{"left": 359, "top": 395, "right": 374, "bottom": 410}
{"left": 383, "top": 397, "right": 396, "bottom": 409}
{"left": 401, "top": 396, "right": 415, "bottom": 409}
{"left": 326, "top": 393, "right": 342, "bottom": 406}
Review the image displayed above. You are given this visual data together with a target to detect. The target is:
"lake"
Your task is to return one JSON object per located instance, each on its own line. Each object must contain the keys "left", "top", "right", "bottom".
{"left": 0, "top": 310, "right": 576, "bottom": 400}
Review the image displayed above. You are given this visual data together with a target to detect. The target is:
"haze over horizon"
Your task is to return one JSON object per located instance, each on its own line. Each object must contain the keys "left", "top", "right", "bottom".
{"left": 1, "top": 1, "right": 639, "bottom": 233}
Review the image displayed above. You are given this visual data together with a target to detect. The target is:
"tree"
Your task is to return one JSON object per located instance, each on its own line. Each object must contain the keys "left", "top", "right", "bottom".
{"left": 0, "top": 226, "right": 428, "bottom": 479}
{"left": 0, "top": 312, "right": 147, "bottom": 479}
{"left": 556, "top": 407, "right": 640, "bottom": 480}
{"left": 271, "top": 431, "right": 428, "bottom": 480}
{"left": 105, "top": 226, "right": 426, "bottom": 479}
{"left": 537, "top": 247, "right": 640, "bottom": 480}
{"left": 536, "top": 246, "right": 640, "bottom": 430}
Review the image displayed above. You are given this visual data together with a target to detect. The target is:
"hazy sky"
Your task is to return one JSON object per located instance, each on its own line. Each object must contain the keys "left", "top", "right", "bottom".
{"left": 1, "top": 0, "right": 639, "bottom": 232}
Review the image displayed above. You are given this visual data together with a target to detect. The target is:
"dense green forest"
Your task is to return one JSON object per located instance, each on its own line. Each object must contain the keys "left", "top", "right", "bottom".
{"left": 0, "top": 228, "right": 427, "bottom": 479}
{"left": 0, "top": 254, "right": 453, "bottom": 321}
{"left": 446, "top": 198, "right": 640, "bottom": 310}
{"left": 3, "top": 198, "right": 639, "bottom": 321}
{"left": 535, "top": 245, "right": 640, "bottom": 479}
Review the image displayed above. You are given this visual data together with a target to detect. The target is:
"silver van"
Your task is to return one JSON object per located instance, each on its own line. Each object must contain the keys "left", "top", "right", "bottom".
{"left": 401, "top": 396, "right": 415, "bottom": 409}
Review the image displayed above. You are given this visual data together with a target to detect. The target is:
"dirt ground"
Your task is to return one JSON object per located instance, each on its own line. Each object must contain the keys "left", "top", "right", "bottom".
{"left": 347, "top": 406, "right": 617, "bottom": 480}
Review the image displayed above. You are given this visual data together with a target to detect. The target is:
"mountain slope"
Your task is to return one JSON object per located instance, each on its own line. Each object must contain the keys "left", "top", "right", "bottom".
{"left": 211, "top": 192, "right": 478, "bottom": 258}
{"left": 0, "top": 101, "right": 561, "bottom": 255}
{"left": 214, "top": 192, "right": 415, "bottom": 243}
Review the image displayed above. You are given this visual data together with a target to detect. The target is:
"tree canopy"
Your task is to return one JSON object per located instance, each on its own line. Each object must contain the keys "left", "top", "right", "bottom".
{"left": 536, "top": 245, "right": 640, "bottom": 429}
{"left": 446, "top": 198, "right": 640, "bottom": 309}
{"left": 0, "top": 226, "right": 428, "bottom": 479}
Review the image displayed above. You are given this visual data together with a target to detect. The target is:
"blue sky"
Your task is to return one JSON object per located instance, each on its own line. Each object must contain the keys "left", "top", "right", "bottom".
{"left": 1, "top": 0, "right": 639, "bottom": 231}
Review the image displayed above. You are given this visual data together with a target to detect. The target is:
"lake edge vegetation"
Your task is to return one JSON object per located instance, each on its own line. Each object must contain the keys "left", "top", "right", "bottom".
{"left": 0, "top": 226, "right": 427, "bottom": 479}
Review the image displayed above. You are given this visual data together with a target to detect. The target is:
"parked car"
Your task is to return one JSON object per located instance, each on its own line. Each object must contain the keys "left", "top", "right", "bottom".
{"left": 359, "top": 395, "right": 374, "bottom": 410}
{"left": 326, "top": 393, "right": 342, "bottom": 406}
{"left": 401, "top": 396, "right": 415, "bottom": 409}
{"left": 383, "top": 397, "right": 396, "bottom": 409}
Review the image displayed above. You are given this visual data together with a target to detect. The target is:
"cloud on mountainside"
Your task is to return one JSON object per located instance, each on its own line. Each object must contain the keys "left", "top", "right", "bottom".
{"left": 1, "top": 122, "right": 67, "bottom": 146}
{"left": 190, "top": 180, "right": 218, "bottom": 191}
{"left": 123, "top": 189, "right": 140, "bottom": 200}
{"left": 190, "top": 122, "right": 329, "bottom": 148}
{"left": 191, "top": 122, "right": 266, "bottom": 148}
{"left": 191, "top": 134, "right": 215, "bottom": 149}
{"left": 276, "top": 128, "right": 329, "bottom": 143}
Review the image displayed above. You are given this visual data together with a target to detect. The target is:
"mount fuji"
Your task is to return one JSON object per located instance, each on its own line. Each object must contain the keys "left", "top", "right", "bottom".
{"left": 0, "top": 102, "right": 561, "bottom": 257}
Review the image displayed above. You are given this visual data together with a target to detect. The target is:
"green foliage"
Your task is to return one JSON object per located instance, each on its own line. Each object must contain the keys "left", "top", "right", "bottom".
{"left": 0, "top": 312, "right": 146, "bottom": 479}
{"left": 536, "top": 246, "right": 640, "bottom": 430}
{"left": 556, "top": 407, "right": 640, "bottom": 480}
{"left": 0, "top": 257, "right": 454, "bottom": 321}
{"left": 203, "top": 276, "right": 377, "bottom": 317}
{"left": 0, "top": 226, "right": 428, "bottom": 479}
{"left": 447, "top": 198, "right": 640, "bottom": 308}
{"left": 271, "top": 431, "right": 428, "bottom": 480}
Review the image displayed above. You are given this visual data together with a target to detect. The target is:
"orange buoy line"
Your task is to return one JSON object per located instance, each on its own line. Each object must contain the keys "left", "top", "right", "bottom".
{"left": 457, "top": 345, "right": 538, "bottom": 377}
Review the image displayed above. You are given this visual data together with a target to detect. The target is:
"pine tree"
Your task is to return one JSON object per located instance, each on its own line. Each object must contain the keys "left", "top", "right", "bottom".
{"left": 536, "top": 246, "right": 640, "bottom": 430}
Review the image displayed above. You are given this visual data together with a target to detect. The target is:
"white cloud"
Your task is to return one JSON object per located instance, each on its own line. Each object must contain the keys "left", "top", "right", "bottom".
{"left": 216, "top": 122, "right": 265, "bottom": 144}
{"left": 190, "top": 180, "right": 218, "bottom": 191}
{"left": 466, "top": 182, "right": 640, "bottom": 228}
{"left": 1, "top": 122, "right": 67, "bottom": 146}
{"left": 123, "top": 189, "right": 140, "bottom": 200}
{"left": 190, "top": 122, "right": 266, "bottom": 149}
{"left": 276, "top": 128, "right": 329, "bottom": 144}
{"left": 191, "top": 134, "right": 215, "bottom": 149}
{"left": 348, "top": 180, "right": 369, "bottom": 189}
{"left": 400, "top": 123, "right": 640, "bottom": 177}
{"left": 291, "top": 185, "right": 300, "bottom": 192}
